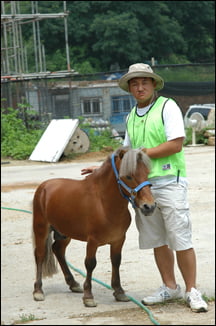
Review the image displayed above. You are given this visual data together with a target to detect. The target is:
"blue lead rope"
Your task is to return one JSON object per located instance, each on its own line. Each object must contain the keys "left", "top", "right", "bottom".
{"left": 111, "top": 153, "right": 151, "bottom": 208}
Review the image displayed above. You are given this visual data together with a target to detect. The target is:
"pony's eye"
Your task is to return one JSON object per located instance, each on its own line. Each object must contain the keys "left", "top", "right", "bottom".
{"left": 126, "top": 175, "right": 132, "bottom": 180}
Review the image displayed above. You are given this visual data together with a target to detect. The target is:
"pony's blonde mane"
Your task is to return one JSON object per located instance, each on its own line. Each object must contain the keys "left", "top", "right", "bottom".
{"left": 118, "top": 148, "right": 151, "bottom": 177}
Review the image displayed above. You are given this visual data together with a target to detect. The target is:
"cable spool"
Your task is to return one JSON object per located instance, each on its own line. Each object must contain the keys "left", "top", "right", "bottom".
{"left": 64, "top": 127, "right": 90, "bottom": 155}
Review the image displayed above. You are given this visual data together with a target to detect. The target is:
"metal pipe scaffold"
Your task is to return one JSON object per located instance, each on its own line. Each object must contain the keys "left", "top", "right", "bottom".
{"left": 1, "top": 1, "right": 71, "bottom": 77}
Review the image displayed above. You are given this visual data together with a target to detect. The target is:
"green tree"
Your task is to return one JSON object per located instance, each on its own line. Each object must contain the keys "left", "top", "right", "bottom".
{"left": 12, "top": 1, "right": 215, "bottom": 72}
{"left": 166, "top": 1, "right": 215, "bottom": 62}
{"left": 90, "top": 11, "right": 144, "bottom": 69}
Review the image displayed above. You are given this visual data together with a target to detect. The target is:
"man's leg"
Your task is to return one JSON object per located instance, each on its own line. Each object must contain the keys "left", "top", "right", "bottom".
{"left": 176, "top": 248, "right": 196, "bottom": 292}
{"left": 154, "top": 245, "right": 178, "bottom": 289}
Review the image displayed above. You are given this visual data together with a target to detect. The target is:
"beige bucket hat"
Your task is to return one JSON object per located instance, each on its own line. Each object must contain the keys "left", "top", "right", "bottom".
{"left": 118, "top": 63, "right": 164, "bottom": 92}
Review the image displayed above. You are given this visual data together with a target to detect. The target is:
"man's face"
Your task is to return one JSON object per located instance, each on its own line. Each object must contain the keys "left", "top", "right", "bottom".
{"left": 128, "top": 77, "right": 156, "bottom": 106}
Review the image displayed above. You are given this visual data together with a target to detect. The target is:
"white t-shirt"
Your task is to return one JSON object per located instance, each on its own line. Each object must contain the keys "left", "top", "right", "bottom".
{"left": 123, "top": 99, "right": 188, "bottom": 188}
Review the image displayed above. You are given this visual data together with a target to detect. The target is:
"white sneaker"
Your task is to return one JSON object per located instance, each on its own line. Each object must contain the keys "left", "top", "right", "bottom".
{"left": 185, "top": 287, "right": 208, "bottom": 312}
{"left": 141, "top": 284, "right": 182, "bottom": 305}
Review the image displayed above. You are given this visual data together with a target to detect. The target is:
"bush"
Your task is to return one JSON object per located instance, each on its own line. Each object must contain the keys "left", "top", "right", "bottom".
{"left": 1, "top": 107, "right": 45, "bottom": 159}
{"left": 184, "top": 127, "right": 209, "bottom": 146}
{"left": 84, "top": 128, "right": 122, "bottom": 152}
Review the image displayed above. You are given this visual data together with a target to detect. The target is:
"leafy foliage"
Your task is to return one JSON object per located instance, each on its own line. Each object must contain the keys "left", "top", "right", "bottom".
{"left": 86, "top": 128, "right": 122, "bottom": 152}
{"left": 1, "top": 107, "right": 45, "bottom": 159}
{"left": 183, "top": 127, "right": 209, "bottom": 145}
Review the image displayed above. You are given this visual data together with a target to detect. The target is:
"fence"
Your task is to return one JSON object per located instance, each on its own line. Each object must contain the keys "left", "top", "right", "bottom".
{"left": 1, "top": 64, "right": 215, "bottom": 135}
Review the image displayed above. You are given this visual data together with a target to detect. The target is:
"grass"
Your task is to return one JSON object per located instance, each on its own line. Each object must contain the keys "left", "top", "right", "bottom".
{"left": 12, "top": 313, "right": 43, "bottom": 324}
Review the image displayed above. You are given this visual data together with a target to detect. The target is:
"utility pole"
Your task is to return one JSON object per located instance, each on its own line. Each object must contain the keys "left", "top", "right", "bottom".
{"left": 64, "top": 1, "right": 71, "bottom": 71}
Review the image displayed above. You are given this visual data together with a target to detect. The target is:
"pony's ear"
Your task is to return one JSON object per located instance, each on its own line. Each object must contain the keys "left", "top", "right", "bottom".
{"left": 116, "top": 146, "right": 129, "bottom": 159}
{"left": 119, "top": 149, "right": 125, "bottom": 159}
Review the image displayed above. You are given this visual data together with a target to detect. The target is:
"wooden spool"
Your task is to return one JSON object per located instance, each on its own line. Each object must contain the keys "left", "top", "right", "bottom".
{"left": 64, "top": 128, "right": 90, "bottom": 155}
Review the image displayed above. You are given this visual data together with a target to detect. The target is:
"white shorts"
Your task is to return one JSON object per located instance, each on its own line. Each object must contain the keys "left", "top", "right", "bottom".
{"left": 135, "top": 183, "right": 193, "bottom": 251}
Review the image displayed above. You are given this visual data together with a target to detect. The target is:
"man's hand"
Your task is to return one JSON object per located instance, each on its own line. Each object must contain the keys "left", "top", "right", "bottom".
{"left": 81, "top": 166, "right": 99, "bottom": 175}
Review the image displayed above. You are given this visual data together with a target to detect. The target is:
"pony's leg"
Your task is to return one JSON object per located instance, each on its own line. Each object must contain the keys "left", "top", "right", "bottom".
{"left": 110, "top": 238, "right": 130, "bottom": 302}
{"left": 52, "top": 238, "right": 83, "bottom": 293}
{"left": 33, "top": 225, "right": 49, "bottom": 301}
{"left": 83, "top": 240, "right": 98, "bottom": 307}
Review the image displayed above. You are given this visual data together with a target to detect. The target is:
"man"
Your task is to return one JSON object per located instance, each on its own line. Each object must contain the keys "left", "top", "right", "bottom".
{"left": 81, "top": 63, "right": 208, "bottom": 312}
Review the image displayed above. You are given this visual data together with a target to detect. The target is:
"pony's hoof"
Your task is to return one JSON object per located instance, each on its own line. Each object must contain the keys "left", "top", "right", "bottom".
{"left": 83, "top": 298, "right": 97, "bottom": 307}
{"left": 33, "top": 292, "right": 45, "bottom": 301}
{"left": 113, "top": 292, "right": 130, "bottom": 302}
{"left": 70, "top": 284, "right": 83, "bottom": 293}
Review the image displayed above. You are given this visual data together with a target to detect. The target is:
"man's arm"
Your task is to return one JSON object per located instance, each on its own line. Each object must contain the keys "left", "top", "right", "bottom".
{"left": 144, "top": 137, "right": 184, "bottom": 158}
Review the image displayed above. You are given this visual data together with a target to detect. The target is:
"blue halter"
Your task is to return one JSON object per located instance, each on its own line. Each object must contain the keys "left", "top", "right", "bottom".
{"left": 111, "top": 153, "right": 151, "bottom": 208}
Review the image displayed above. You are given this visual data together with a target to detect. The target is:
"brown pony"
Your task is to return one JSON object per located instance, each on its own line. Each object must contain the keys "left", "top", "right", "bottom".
{"left": 32, "top": 146, "right": 156, "bottom": 307}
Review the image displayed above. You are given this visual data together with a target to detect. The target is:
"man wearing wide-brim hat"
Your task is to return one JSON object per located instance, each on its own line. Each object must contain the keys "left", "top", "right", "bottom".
{"left": 118, "top": 63, "right": 208, "bottom": 313}
{"left": 119, "top": 63, "right": 164, "bottom": 92}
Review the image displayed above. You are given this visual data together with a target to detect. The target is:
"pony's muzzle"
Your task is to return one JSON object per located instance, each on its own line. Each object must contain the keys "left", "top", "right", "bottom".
{"left": 140, "top": 202, "right": 157, "bottom": 216}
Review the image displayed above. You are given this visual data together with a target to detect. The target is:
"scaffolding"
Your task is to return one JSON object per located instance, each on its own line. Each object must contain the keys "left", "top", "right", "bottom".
{"left": 1, "top": 1, "right": 75, "bottom": 79}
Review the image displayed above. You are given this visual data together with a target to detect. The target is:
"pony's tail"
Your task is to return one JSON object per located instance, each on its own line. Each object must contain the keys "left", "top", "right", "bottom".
{"left": 32, "top": 228, "right": 58, "bottom": 278}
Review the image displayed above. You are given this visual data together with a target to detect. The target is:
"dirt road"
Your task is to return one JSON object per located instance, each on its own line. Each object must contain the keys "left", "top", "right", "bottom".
{"left": 1, "top": 146, "right": 215, "bottom": 325}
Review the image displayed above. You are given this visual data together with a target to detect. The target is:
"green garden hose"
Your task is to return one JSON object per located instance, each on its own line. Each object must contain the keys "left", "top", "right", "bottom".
{"left": 1, "top": 206, "right": 160, "bottom": 325}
